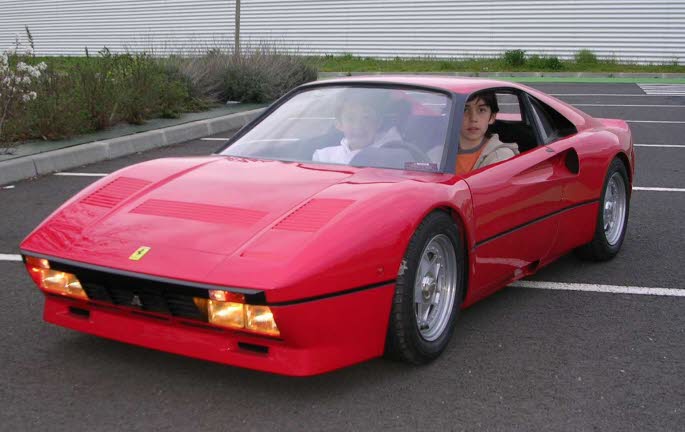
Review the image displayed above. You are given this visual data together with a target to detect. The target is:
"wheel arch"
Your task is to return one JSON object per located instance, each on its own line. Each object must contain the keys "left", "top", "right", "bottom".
{"left": 614, "top": 151, "right": 633, "bottom": 191}
{"left": 439, "top": 205, "right": 471, "bottom": 301}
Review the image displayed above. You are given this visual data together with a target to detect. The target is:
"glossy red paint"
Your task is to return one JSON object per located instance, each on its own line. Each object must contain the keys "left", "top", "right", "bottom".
{"left": 22, "top": 157, "right": 468, "bottom": 301}
{"left": 42, "top": 280, "right": 394, "bottom": 376}
{"left": 21, "top": 76, "right": 634, "bottom": 375}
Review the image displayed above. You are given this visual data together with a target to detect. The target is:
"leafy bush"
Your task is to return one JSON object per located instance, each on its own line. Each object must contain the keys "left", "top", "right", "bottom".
{"left": 171, "top": 48, "right": 317, "bottom": 104}
{"left": 164, "top": 46, "right": 316, "bottom": 105}
{"left": 503, "top": 50, "right": 526, "bottom": 67}
{"left": 116, "top": 53, "right": 156, "bottom": 124}
{"left": 575, "top": 49, "right": 598, "bottom": 65}
{"left": 543, "top": 56, "right": 564, "bottom": 70}
{"left": 220, "top": 52, "right": 316, "bottom": 103}
{"left": 1, "top": 36, "right": 316, "bottom": 146}
{"left": 528, "top": 54, "right": 564, "bottom": 71}
{"left": 23, "top": 69, "right": 89, "bottom": 140}
{"left": 0, "top": 33, "right": 47, "bottom": 146}
{"left": 73, "top": 48, "right": 119, "bottom": 130}
{"left": 156, "top": 60, "right": 203, "bottom": 118}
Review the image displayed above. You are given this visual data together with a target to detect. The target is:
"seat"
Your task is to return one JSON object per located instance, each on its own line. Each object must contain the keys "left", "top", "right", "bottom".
{"left": 490, "top": 120, "right": 538, "bottom": 153}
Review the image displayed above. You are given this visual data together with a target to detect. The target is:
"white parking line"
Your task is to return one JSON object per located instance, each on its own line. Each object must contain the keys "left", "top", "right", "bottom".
{"left": 0, "top": 254, "right": 22, "bottom": 261}
{"left": 511, "top": 281, "right": 685, "bottom": 297}
{"left": 551, "top": 94, "right": 685, "bottom": 97}
{"left": 626, "top": 120, "right": 685, "bottom": 124}
{"left": 638, "top": 84, "right": 685, "bottom": 96}
{"left": 200, "top": 138, "right": 230, "bottom": 141}
{"left": 501, "top": 103, "right": 685, "bottom": 108}
{"left": 575, "top": 104, "right": 685, "bottom": 108}
{"left": 633, "top": 187, "right": 685, "bottom": 192}
{"left": 635, "top": 144, "right": 685, "bottom": 148}
{"left": 54, "top": 172, "right": 108, "bottom": 177}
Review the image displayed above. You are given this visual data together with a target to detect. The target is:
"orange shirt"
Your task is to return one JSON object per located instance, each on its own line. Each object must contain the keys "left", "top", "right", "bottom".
{"left": 456, "top": 150, "right": 483, "bottom": 174}
{"left": 455, "top": 138, "right": 487, "bottom": 174}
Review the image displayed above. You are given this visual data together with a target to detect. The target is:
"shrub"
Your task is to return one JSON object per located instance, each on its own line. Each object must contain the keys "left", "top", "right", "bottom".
{"left": 0, "top": 34, "right": 47, "bottom": 146}
{"left": 2, "top": 37, "right": 316, "bottom": 146}
{"left": 219, "top": 49, "right": 317, "bottom": 103}
{"left": 165, "top": 51, "right": 230, "bottom": 103}
{"left": 503, "top": 49, "right": 526, "bottom": 67}
{"left": 437, "top": 60, "right": 453, "bottom": 71}
{"left": 543, "top": 56, "right": 564, "bottom": 70}
{"left": 575, "top": 49, "right": 598, "bottom": 65}
{"left": 156, "top": 60, "right": 204, "bottom": 117}
{"left": 23, "top": 69, "right": 89, "bottom": 140}
{"left": 115, "top": 53, "right": 158, "bottom": 124}
{"left": 527, "top": 54, "right": 543, "bottom": 69}
{"left": 528, "top": 54, "right": 564, "bottom": 71}
{"left": 73, "top": 48, "right": 119, "bottom": 130}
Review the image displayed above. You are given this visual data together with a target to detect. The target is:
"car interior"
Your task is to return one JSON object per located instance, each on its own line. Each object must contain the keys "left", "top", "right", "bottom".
{"left": 224, "top": 86, "right": 578, "bottom": 173}
{"left": 488, "top": 89, "right": 578, "bottom": 155}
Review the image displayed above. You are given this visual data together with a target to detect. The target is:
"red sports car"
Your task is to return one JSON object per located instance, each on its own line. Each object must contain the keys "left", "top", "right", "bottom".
{"left": 21, "top": 77, "right": 634, "bottom": 376}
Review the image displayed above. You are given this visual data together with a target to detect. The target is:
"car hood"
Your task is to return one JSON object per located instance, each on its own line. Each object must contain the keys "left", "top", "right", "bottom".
{"left": 22, "top": 156, "right": 463, "bottom": 301}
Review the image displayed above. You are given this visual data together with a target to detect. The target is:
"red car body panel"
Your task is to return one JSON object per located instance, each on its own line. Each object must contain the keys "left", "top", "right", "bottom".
{"left": 21, "top": 77, "right": 634, "bottom": 376}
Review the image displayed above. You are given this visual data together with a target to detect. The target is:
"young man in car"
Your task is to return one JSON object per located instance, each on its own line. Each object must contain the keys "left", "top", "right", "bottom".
{"left": 312, "top": 90, "right": 402, "bottom": 165}
{"left": 457, "top": 91, "right": 519, "bottom": 174}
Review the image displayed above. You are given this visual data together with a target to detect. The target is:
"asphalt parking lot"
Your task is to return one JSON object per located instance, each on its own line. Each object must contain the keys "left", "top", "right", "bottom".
{"left": 1, "top": 82, "right": 683, "bottom": 431}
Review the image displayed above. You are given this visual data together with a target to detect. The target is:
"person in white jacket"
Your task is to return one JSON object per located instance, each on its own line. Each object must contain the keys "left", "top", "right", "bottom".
{"left": 313, "top": 90, "right": 401, "bottom": 165}
{"left": 456, "top": 92, "right": 519, "bottom": 174}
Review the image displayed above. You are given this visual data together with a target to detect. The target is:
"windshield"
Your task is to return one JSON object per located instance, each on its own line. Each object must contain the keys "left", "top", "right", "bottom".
{"left": 220, "top": 86, "right": 453, "bottom": 172}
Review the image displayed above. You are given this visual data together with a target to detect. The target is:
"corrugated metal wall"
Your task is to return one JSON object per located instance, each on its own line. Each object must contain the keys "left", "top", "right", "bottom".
{"left": 1, "top": 0, "right": 684, "bottom": 63}
{"left": 0, "top": 0, "right": 235, "bottom": 56}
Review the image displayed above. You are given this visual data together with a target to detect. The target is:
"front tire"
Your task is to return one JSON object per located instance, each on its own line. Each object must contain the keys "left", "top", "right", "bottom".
{"left": 385, "top": 211, "right": 464, "bottom": 364}
{"left": 575, "top": 158, "right": 630, "bottom": 261}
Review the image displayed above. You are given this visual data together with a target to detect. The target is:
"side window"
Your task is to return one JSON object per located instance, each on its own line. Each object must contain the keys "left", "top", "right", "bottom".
{"left": 528, "top": 97, "right": 577, "bottom": 144}
{"left": 495, "top": 93, "right": 522, "bottom": 121}
{"left": 490, "top": 91, "right": 538, "bottom": 153}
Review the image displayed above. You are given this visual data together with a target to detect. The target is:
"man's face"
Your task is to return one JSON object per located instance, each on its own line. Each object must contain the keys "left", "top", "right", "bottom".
{"left": 460, "top": 97, "right": 496, "bottom": 146}
{"left": 335, "top": 102, "right": 381, "bottom": 150}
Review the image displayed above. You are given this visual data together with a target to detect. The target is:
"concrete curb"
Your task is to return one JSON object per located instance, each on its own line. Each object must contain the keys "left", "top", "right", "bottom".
{"left": 0, "top": 108, "right": 264, "bottom": 186}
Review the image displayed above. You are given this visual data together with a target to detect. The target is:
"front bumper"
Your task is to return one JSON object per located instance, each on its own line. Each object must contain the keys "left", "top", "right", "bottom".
{"left": 42, "top": 282, "right": 395, "bottom": 376}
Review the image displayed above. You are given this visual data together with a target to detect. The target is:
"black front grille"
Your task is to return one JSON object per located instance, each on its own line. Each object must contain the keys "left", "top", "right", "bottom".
{"left": 53, "top": 263, "right": 206, "bottom": 320}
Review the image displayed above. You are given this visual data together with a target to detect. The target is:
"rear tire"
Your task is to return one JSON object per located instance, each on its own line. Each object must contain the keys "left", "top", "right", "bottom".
{"left": 575, "top": 158, "right": 630, "bottom": 261}
{"left": 385, "top": 211, "right": 464, "bottom": 364}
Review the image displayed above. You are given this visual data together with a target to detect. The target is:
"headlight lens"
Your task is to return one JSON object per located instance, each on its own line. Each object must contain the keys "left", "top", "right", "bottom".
{"left": 24, "top": 256, "right": 88, "bottom": 300}
{"left": 195, "top": 290, "right": 280, "bottom": 337}
{"left": 208, "top": 300, "right": 244, "bottom": 329}
{"left": 245, "top": 305, "right": 280, "bottom": 336}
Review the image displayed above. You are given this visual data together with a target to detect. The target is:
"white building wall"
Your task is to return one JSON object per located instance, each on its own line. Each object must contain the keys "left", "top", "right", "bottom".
{"left": 0, "top": 0, "right": 235, "bottom": 56}
{"left": 1, "top": 0, "right": 684, "bottom": 64}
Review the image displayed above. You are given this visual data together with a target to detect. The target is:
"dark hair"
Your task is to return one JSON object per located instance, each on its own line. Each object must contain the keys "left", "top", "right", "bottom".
{"left": 466, "top": 91, "right": 499, "bottom": 114}
{"left": 467, "top": 91, "right": 499, "bottom": 138}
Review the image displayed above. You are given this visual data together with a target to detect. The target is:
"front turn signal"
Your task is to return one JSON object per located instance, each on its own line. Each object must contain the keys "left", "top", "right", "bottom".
{"left": 24, "top": 256, "right": 88, "bottom": 300}
{"left": 194, "top": 290, "right": 279, "bottom": 337}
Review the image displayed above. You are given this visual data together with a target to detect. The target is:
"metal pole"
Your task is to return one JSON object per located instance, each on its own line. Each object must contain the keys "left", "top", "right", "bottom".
{"left": 234, "top": 0, "right": 241, "bottom": 56}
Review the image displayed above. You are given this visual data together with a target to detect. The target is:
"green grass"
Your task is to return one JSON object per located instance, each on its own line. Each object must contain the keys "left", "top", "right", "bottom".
{"left": 307, "top": 54, "right": 685, "bottom": 74}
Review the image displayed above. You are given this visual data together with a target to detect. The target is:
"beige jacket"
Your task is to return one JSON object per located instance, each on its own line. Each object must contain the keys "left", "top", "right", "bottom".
{"left": 472, "top": 134, "right": 520, "bottom": 170}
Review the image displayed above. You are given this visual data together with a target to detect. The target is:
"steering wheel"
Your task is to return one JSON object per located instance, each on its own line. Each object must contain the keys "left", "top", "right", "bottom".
{"left": 382, "top": 140, "right": 433, "bottom": 164}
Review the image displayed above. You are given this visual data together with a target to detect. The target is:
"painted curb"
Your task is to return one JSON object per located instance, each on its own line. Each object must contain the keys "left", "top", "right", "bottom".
{"left": 0, "top": 108, "right": 264, "bottom": 186}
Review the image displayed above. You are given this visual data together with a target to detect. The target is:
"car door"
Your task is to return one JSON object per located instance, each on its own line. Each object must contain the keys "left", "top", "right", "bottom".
{"left": 461, "top": 90, "right": 577, "bottom": 299}
{"left": 524, "top": 94, "right": 602, "bottom": 257}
